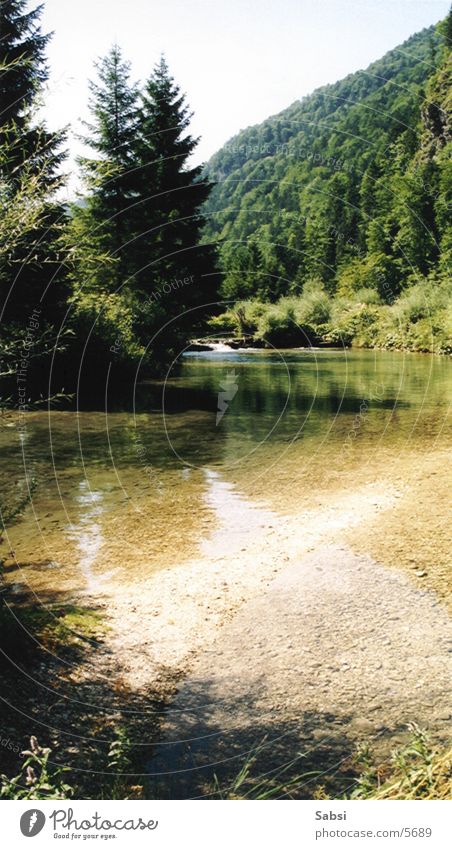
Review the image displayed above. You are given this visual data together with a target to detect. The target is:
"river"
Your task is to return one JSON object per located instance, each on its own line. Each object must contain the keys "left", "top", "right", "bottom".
{"left": 1, "top": 348, "right": 451, "bottom": 597}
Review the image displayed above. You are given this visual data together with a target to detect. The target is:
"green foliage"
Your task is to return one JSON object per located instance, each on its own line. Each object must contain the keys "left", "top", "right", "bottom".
{"left": 1, "top": 7, "right": 217, "bottom": 406}
{"left": 294, "top": 280, "right": 332, "bottom": 325}
{"left": 250, "top": 287, "right": 332, "bottom": 346}
{"left": 232, "top": 299, "right": 269, "bottom": 334}
{"left": 336, "top": 253, "right": 400, "bottom": 302}
{"left": 0, "top": 1, "right": 67, "bottom": 314}
{"left": 0, "top": 3, "right": 70, "bottom": 408}
{"left": 66, "top": 52, "right": 218, "bottom": 389}
{"left": 99, "top": 727, "right": 141, "bottom": 800}
{"left": 220, "top": 241, "right": 267, "bottom": 301}
{"left": 213, "top": 726, "right": 452, "bottom": 800}
{"left": 212, "top": 738, "right": 310, "bottom": 799}
{"left": 204, "top": 16, "right": 451, "bottom": 346}
{"left": 107, "top": 728, "right": 133, "bottom": 773}
{"left": 349, "top": 725, "right": 452, "bottom": 800}
{"left": 0, "top": 737, "right": 73, "bottom": 800}
{"left": 254, "top": 298, "right": 299, "bottom": 345}
{"left": 129, "top": 57, "right": 217, "bottom": 339}
{"left": 216, "top": 270, "right": 452, "bottom": 354}
{"left": 0, "top": 155, "right": 49, "bottom": 265}
{"left": 78, "top": 45, "right": 139, "bottom": 289}
{"left": 0, "top": 1, "right": 50, "bottom": 132}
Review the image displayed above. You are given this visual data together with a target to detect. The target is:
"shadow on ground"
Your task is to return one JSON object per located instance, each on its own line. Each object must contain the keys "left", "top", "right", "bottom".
{"left": 0, "top": 587, "right": 172, "bottom": 798}
{"left": 146, "top": 678, "right": 367, "bottom": 799}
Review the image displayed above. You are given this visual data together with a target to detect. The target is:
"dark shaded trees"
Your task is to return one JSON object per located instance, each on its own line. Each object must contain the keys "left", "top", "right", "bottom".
{"left": 77, "top": 45, "right": 140, "bottom": 290}
{"left": 0, "top": 1, "right": 69, "bottom": 406}
{"left": 66, "top": 52, "right": 217, "bottom": 393}
{"left": 129, "top": 56, "right": 216, "bottom": 354}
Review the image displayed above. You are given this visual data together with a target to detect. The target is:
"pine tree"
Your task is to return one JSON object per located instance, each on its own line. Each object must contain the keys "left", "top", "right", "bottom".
{"left": 221, "top": 240, "right": 265, "bottom": 301}
{"left": 0, "top": 0, "right": 67, "bottom": 327}
{"left": 0, "top": 0, "right": 64, "bottom": 183}
{"left": 69, "top": 51, "right": 217, "bottom": 386}
{"left": 61, "top": 46, "right": 142, "bottom": 400}
{"left": 130, "top": 56, "right": 216, "bottom": 342}
{"left": 77, "top": 45, "right": 139, "bottom": 289}
{"left": 0, "top": 1, "right": 48, "bottom": 126}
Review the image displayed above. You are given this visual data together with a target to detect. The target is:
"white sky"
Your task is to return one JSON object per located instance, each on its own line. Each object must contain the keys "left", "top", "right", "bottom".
{"left": 40, "top": 0, "right": 450, "bottom": 194}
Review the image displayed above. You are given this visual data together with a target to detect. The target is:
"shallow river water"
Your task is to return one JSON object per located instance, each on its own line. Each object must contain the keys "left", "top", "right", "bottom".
{"left": 1, "top": 348, "right": 451, "bottom": 595}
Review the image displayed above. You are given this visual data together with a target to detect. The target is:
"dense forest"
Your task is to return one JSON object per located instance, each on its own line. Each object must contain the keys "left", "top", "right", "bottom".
{"left": 0, "top": 0, "right": 217, "bottom": 407}
{"left": 204, "top": 15, "right": 451, "bottom": 352}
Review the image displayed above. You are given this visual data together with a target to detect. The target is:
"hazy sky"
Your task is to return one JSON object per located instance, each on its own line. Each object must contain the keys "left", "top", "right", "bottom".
{"left": 40, "top": 0, "right": 449, "bottom": 192}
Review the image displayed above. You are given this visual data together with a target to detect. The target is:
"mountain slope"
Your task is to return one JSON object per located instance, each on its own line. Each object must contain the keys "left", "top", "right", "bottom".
{"left": 203, "top": 17, "right": 451, "bottom": 338}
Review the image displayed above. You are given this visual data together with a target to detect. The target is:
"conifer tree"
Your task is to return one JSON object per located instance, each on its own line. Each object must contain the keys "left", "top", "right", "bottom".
{"left": 0, "top": 0, "right": 67, "bottom": 327}
{"left": 77, "top": 45, "right": 139, "bottom": 289}
{"left": 130, "top": 56, "right": 216, "bottom": 342}
{"left": 0, "top": 0, "right": 65, "bottom": 183}
{"left": 0, "top": 1, "right": 48, "bottom": 120}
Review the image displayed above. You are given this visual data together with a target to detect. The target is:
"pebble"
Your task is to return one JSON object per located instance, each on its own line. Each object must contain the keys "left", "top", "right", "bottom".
{"left": 353, "top": 718, "right": 375, "bottom": 733}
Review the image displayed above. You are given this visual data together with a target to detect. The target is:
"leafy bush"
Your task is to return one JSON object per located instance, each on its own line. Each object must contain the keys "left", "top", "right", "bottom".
{"left": 337, "top": 253, "right": 401, "bottom": 302}
{"left": 255, "top": 299, "right": 298, "bottom": 345}
{"left": 294, "top": 285, "right": 331, "bottom": 328}
{"left": 223, "top": 272, "right": 452, "bottom": 354}
{"left": 381, "top": 278, "right": 452, "bottom": 352}
{"left": 350, "top": 287, "right": 382, "bottom": 305}
{"left": 234, "top": 299, "right": 269, "bottom": 335}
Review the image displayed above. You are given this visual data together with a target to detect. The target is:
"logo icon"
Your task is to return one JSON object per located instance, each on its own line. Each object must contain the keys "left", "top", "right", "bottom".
{"left": 216, "top": 369, "right": 239, "bottom": 425}
{"left": 20, "top": 810, "right": 46, "bottom": 837}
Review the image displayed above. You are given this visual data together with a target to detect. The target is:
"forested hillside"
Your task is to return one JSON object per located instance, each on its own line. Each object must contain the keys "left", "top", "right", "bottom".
{"left": 204, "top": 15, "right": 451, "bottom": 352}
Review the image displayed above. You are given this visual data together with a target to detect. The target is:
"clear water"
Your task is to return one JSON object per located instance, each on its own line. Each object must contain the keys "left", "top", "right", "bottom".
{"left": 1, "top": 349, "right": 450, "bottom": 594}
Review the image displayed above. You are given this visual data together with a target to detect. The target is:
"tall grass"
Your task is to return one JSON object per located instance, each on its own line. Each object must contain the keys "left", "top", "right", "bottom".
{"left": 350, "top": 725, "right": 452, "bottom": 800}
{"left": 212, "top": 727, "right": 451, "bottom": 800}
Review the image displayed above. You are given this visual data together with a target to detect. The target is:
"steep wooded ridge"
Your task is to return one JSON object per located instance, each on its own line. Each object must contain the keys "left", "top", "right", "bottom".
{"left": 203, "top": 19, "right": 452, "bottom": 353}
